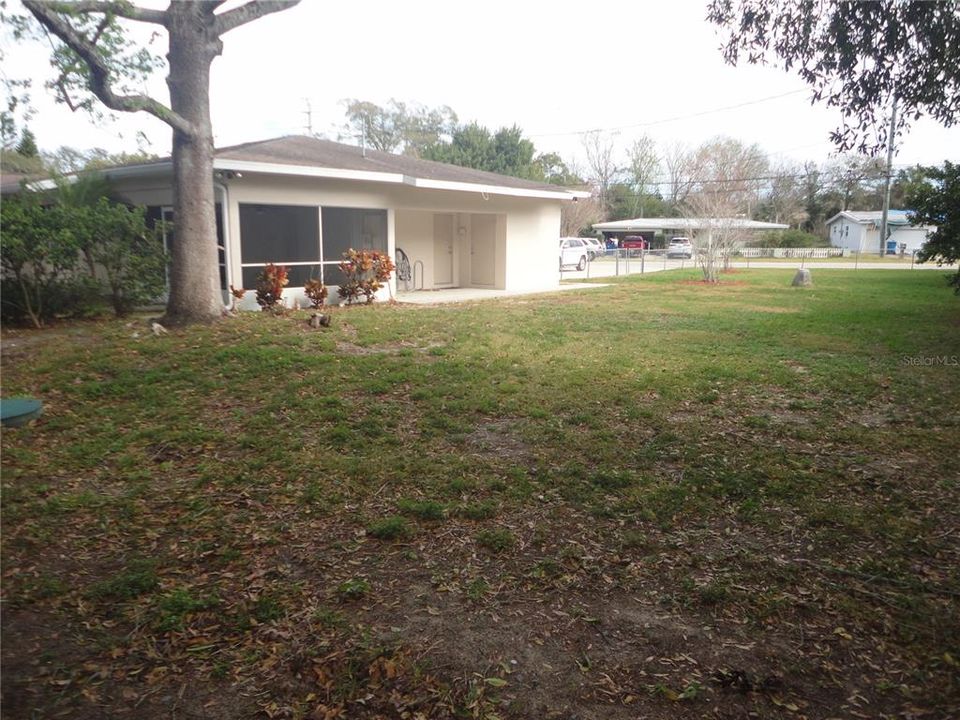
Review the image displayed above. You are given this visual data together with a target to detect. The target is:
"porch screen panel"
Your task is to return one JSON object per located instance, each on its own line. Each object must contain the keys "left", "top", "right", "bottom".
{"left": 239, "top": 203, "right": 319, "bottom": 264}
{"left": 321, "top": 208, "right": 388, "bottom": 264}
{"left": 321, "top": 264, "right": 348, "bottom": 290}
{"left": 241, "top": 264, "right": 323, "bottom": 290}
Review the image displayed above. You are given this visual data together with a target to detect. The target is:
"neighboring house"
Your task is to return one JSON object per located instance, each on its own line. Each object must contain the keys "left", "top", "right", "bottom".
{"left": 17, "top": 136, "right": 586, "bottom": 306}
{"left": 825, "top": 210, "right": 935, "bottom": 254}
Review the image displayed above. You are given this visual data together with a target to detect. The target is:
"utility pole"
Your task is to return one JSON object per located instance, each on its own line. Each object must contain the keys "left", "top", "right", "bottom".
{"left": 878, "top": 95, "right": 898, "bottom": 256}
{"left": 302, "top": 99, "right": 313, "bottom": 136}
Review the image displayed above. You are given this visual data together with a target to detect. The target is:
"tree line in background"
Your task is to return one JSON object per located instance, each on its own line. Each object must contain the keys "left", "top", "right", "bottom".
{"left": 335, "top": 98, "right": 938, "bottom": 242}
{"left": 337, "top": 99, "right": 956, "bottom": 287}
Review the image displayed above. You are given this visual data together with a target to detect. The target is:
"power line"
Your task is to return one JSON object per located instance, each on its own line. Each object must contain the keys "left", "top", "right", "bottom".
{"left": 555, "top": 158, "right": 921, "bottom": 191}
{"left": 529, "top": 89, "right": 810, "bottom": 138}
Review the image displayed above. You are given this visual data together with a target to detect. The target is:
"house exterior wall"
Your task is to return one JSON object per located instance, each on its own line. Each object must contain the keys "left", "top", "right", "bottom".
{"left": 394, "top": 209, "right": 434, "bottom": 289}
{"left": 505, "top": 203, "right": 562, "bottom": 292}
{"left": 109, "top": 177, "right": 174, "bottom": 208}
{"left": 829, "top": 218, "right": 867, "bottom": 251}
{"left": 890, "top": 226, "right": 930, "bottom": 252}
{"left": 110, "top": 171, "right": 565, "bottom": 306}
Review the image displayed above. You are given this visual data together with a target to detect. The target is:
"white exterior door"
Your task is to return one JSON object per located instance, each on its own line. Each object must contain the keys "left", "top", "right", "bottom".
{"left": 470, "top": 214, "right": 496, "bottom": 286}
{"left": 433, "top": 213, "right": 455, "bottom": 287}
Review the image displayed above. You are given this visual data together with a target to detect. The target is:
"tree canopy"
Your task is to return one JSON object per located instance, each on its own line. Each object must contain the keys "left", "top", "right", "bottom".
{"left": 909, "top": 161, "right": 960, "bottom": 292}
{"left": 707, "top": 0, "right": 960, "bottom": 155}
{"left": 422, "top": 122, "right": 560, "bottom": 182}
{"left": 15, "top": 127, "right": 38, "bottom": 157}
{"left": 338, "top": 99, "right": 457, "bottom": 157}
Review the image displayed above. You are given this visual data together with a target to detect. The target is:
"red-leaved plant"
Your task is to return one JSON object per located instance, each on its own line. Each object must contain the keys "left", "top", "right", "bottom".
{"left": 337, "top": 249, "right": 395, "bottom": 304}
{"left": 303, "top": 277, "right": 328, "bottom": 309}
{"left": 227, "top": 284, "right": 247, "bottom": 314}
{"left": 255, "top": 263, "right": 288, "bottom": 312}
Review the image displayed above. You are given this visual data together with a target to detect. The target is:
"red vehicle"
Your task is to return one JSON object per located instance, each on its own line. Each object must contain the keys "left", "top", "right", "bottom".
{"left": 621, "top": 235, "right": 650, "bottom": 250}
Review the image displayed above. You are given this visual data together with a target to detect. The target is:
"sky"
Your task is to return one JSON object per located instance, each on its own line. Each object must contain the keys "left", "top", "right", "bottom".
{"left": 3, "top": 0, "right": 959, "bottom": 174}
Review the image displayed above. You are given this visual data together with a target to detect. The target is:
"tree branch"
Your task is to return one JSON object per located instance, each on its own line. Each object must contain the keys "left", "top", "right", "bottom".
{"left": 39, "top": 1, "right": 167, "bottom": 25}
{"left": 213, "top": 0, "right": 301, "bottom": 37}
{"left": 23, "top": 1, "right": 196, "bottom": 137}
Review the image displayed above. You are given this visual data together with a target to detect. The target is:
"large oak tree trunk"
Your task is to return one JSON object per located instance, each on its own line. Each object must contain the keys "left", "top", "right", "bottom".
{"left": 24, "top": 0, "right": 302, "bottom": 325}
{"left": 163, "top": 4, "right": 223, "bottom": 324}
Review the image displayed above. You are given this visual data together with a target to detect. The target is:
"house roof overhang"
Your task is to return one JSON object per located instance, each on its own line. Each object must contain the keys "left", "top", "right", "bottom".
{"left": 40, "top": 158, "right": 588, "bottom": 202}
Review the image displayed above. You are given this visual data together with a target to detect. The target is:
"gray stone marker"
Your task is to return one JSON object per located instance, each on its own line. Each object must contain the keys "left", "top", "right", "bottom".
{"left": 791, "top": 268, "right": 813, "bottom": 287}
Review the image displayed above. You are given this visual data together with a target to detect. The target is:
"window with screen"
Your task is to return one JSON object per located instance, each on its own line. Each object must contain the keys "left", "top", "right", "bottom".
{"left": 238, "top": 204, "right": 387, "bottom": 288}
{"left": 239, "top": 204, "right": 319, "bottom": 264}
{"left": 239, "top": 203, "right": 320, "bottom": 288}
{"left": 319, "top": 207, "right": 388, "bottom": 286}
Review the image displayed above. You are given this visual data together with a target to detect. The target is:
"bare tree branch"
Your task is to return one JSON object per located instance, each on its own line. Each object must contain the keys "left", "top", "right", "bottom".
{"left": 40, "top": 1, "right": 166, "bottom": 25}
{"left": 23, "top": 0, "right": 195, "bottom": 137}
{"left": 214, "top": 0, "right": 301, "bottom": 37}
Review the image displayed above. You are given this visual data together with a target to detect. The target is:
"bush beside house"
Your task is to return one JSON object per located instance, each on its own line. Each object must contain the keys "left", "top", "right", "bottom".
{"left": 0, "top": 183, "right": 165, "bottom": 327}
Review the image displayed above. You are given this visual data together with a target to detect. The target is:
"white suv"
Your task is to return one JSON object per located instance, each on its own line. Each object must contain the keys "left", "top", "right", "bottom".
{"left": 559, "top": 238, "right": 589, "bottom": 270}
{"left": 666, "top": 237, "right": 694, "bottom": 259}
{"left": 580, "top": 237, "right": 605, "bottom": 260}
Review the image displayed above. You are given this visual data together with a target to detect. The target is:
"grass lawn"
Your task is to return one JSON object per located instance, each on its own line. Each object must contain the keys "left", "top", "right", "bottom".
{"left": 2, "top": 269, "right": 959, "bottom": 719}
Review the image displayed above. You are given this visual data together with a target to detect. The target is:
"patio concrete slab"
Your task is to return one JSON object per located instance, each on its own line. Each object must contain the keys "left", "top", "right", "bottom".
{"left": 396, "top": 283, "right": 609, "bottom": 305}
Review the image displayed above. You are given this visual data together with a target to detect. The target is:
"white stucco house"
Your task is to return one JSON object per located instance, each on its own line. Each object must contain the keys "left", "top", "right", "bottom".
{"left": 825, "top": 210, "right": 935, "bottom": 254}
{"left": 36, "top": 136, "right": 587, "bottom": 306}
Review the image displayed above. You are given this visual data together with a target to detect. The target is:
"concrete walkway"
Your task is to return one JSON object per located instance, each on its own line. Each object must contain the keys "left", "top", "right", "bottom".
{"left": 396, "top": 282, "right": 609, "bottom": 305}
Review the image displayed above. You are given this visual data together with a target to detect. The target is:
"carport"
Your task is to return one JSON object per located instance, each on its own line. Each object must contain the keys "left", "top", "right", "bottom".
{"left": 593, "top": 217, "right": 788, "bottom": 247}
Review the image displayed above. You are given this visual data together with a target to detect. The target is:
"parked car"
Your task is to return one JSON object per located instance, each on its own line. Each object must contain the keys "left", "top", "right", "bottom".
{"left": 621, "top": 235, "right": 650, "bottom": 250}
{"left": 666, "top": 237, "right": 694, "bottom": 259}
{"left": 580, "top": 237, "right": 605, "bottom": 259}
{"left": 559, "top": 238, "right": 589, "bottom": 270}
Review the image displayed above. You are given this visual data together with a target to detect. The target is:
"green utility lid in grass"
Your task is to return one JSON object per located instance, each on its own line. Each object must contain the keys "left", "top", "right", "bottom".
{"left": 0, "top": 398, "right": 43, "bottom": 427}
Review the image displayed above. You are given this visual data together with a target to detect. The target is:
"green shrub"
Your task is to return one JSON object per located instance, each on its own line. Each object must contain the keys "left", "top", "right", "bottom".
{"left": 86, "top": 199, "right": 166, "bottom": 316}
{"left": 0, "top": 195, "right": 82, "bottom": 327}
{"left": 0, "top": 274, "right": 105, "bottom": 325}
{"left": 0, "top": 183, "right": 165, "bottom": 324}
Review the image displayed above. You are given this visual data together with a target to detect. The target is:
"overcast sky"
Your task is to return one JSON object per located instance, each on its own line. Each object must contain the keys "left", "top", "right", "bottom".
{"left": 4, "top": 0, "right": 958, "bottom": 172}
